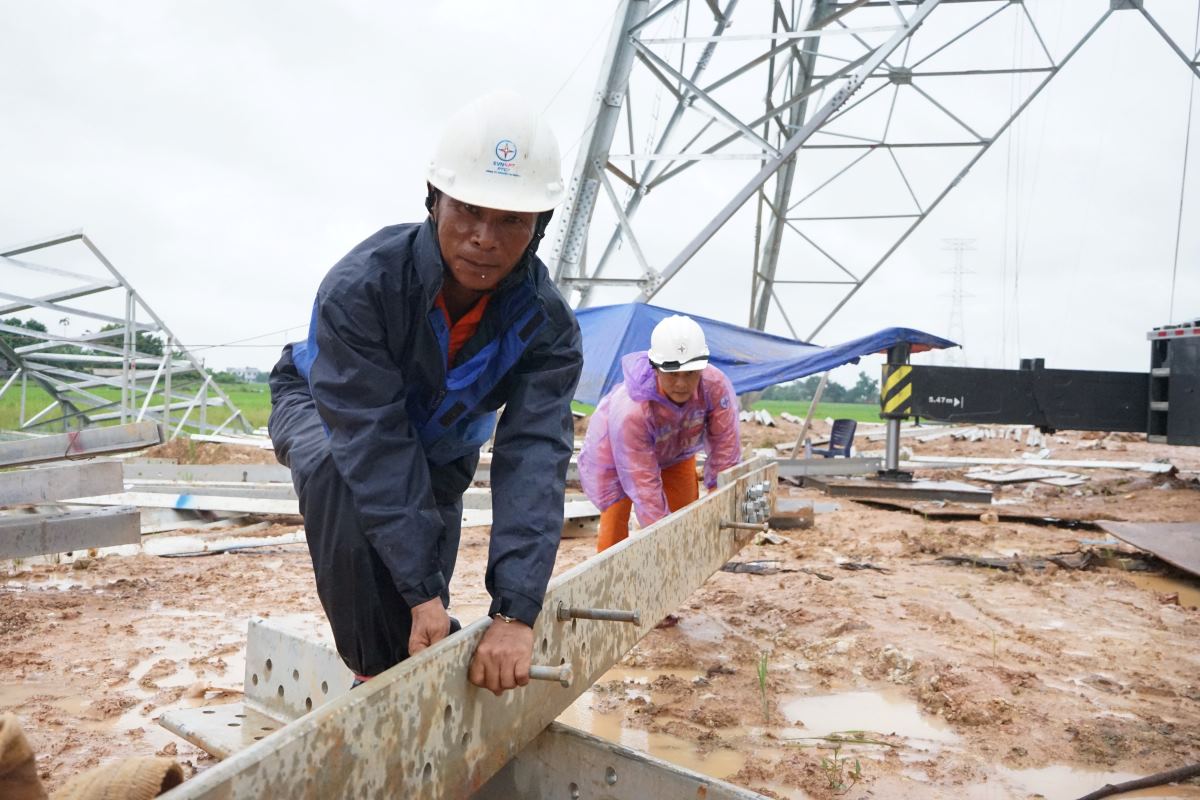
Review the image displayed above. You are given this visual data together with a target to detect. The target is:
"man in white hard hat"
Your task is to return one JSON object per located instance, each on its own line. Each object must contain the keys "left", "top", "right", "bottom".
{"left": 578, "top": 315, "right": 741, "bottom": 553}
{"left": 268, "top": 91, "right": 583, "bottom": 695}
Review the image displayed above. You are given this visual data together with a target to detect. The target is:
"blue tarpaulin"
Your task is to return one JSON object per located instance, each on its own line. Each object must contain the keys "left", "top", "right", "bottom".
{"left": 574, "top": 303, "right": 956, "bottom": 405}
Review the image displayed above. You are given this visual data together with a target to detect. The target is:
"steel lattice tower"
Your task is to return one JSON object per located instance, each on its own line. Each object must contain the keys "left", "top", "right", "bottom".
{"left": 548, "top": 0, "right": 1200, "bottom": 342}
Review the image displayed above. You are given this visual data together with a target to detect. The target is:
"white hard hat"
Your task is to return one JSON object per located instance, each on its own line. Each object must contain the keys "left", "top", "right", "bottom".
{"left": 648, "top": 315, "right": 709, "bottom": 372}
{"left": 427, "top": 90, "right": 565, "bottom": 213}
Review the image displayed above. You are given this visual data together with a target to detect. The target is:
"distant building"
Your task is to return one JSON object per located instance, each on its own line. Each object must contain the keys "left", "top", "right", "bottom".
{"left": 228, "top": 366, "right": 262, "bottom": 382}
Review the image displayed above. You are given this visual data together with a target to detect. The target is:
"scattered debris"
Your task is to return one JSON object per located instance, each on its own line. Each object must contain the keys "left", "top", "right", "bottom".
{"left": 738, "top": 409, "right": 777, "bottom": 427}
{"left": 965, "top": 467, "right": 1085, "bottom": 485}
{"left": 935, "top": 551, "right": 1100, "bottom": 572}
{"left": 837, "top": 561, "right": 890, "bottom": 573}
{"left": 721, "top": 560, "right": 796, "bottom": 575}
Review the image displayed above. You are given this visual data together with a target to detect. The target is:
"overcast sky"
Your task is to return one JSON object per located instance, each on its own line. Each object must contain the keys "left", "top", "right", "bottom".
{"left": 1, "top": 1, "right": 1196, "bottom": 388}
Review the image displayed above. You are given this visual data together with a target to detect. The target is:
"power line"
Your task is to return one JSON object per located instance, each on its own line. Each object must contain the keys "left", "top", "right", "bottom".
{"left": 1169, "top": 0, "right": 1200, "bottom": 323}
{"left": 183, "top": 324, "right": 309, "bottom": 353}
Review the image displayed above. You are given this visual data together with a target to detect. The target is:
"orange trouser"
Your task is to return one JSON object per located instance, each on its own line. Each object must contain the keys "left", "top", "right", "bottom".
{"left": 597, "top": 456, "right": 699, "bottom": 552}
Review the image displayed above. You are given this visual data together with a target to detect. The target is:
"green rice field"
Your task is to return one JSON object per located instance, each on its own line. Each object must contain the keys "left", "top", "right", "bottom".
{"left": 0, "top": 383, "right": 274, "bottom": 431}
{"left": 2, "top": 384, "right": 879, "bottom": 432}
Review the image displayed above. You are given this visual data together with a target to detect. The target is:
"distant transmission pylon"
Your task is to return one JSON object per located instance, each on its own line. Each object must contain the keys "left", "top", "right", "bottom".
{"left": 941, "top": 238, "right": 976, "bottom": 366}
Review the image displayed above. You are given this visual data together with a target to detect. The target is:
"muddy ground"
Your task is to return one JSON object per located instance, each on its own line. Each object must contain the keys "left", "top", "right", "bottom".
{"left": 2, "top": 423, "right": 1199, "bottom": 799}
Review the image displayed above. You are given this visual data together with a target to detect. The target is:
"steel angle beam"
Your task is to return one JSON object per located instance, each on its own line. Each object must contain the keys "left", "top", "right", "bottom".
{"left": 475, "top": 722, "right": 768, "bottom": 800}
{"left": 0, "top": 460, "right": 123, "bottom": 506}
{"left": 158, "top": 457, "right": 776, "bottom": 800}
{"left": 126, "top": 482, "right": 299, "bottom": 501}
{"left": 66, "top": 491, "right": 301, "bottom": 516}
{"left": 0, "top": 505, "right": 140, "bottom": 559}
{"left": 161, "top": 617, "right": 354, "bottom": 759}
{"left": 0, "top": 421, "right": 163, "bottom": 468}
{"left": 121, "top": 462, "right": 294, "bottom": 483}
{"left": 473, "top": 455, "right": 580, "bottom": 485}
{"left": 163, "top": 621, "right": 765, "bottom": 799}
{"left": 906, "top": 455, "right": 1174, "bottom": 473}
{"left": 458, "top": 499, "right": 603, "bottom": 533}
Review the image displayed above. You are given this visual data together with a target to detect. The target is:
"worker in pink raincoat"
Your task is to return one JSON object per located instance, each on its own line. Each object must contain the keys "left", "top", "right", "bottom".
{"left": 580, "top": 315, "right": 742, "bottom": 552}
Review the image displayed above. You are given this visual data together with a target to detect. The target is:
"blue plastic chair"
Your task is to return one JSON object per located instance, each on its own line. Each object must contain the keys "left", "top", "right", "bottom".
{"left": 812, "top": 418, "right": 857, "bottom": 458}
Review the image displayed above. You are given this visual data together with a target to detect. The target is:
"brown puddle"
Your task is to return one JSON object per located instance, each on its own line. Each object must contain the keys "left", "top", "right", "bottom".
{"left": 965, "top": 765, "right": 1200, "bottom": 799}
{"left": 556, "top": 666, "right": 745, "bottom": 782}
{"left": 1127, "top": 572, "right": 1200, "bottom": 609}
{"left": 781, "top": 689, "right": 958, "bottom": 745}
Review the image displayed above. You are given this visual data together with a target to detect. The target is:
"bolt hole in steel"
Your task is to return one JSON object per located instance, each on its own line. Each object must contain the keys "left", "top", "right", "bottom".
{"left": 260, "top": 727, "right": 273, "bottom": 732}
{"left": 568, "top": 782, "right": 581, "bottom": 799}
{"left": 422, "top": 762, "right": 432, "bottom": 782}
{"left": 443, "top": 704, "right": 452, "bottom": 726}
{"left": 277, "top": 685, "right": 284, "bottom": 699}
{"left": 227, "top": 723, "right": 240, "bottom": 728}
{"left": 305, "top": 697, "right": 313, "bottom": 712}
{"left": 251, "top": 673, "right": 259, "bottom": 686}
{"left": 461, "top": 731, "right": 471, "bottom": 746}
{"left": 254, "top": 736, "right": 263, "bottom": 741}
{"left": 201, "top": 710, "right": 215, "bottom": 715}
{"left": 320, "top": 680, "right": 328, "bottom": 695}
{"left": 235, "top": 714, "right": 246, "bottom": 719}
{"left": 265, "top": 658, "right": 272, "bottom": 673}
{"left": 571, "top": 618, "right": 577, "bottom": 633}
{"left": 541, "top": 637, "right": 548, "bottom": 654}
{"left": 292, "top": 669, "right": 300, "bottom": 681}
{"left": 605, "top": 766, "right": 617, "bottom": 786}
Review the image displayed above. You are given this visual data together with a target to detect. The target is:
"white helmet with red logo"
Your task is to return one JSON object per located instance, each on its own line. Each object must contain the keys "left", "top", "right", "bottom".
{"left": 648, "top": 315, "right": 710, "bottom": 372}
{"left": 427, "top": 90, "right": 565, "bottom": 213}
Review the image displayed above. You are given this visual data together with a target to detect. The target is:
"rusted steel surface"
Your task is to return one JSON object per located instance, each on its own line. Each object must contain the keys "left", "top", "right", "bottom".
{"left": 159, "top": 458, "right": 775, "bottom": 800}
{"left": 1097, "top": 520, "right": 1200, "bottom": 578}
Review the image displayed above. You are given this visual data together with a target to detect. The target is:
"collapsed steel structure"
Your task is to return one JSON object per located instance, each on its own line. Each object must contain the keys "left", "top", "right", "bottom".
{"left": 0, "top": 231, "right": 248, "bottom": 437}
{"left": 549, "top": 0, "right": 1200, "bottom": 339}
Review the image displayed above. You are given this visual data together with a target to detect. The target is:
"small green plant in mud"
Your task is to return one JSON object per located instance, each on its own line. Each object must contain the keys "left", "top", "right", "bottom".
{"left": 756, "top": 651, "right": 770, "bottom": 725}
{"left": 819, "top": 738, "right": 861, "bottom": 794}
{"left": 787, "top": 731, "right": 896, "bottom": 795}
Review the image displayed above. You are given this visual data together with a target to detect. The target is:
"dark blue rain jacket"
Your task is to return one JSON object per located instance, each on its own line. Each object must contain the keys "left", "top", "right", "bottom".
{"left": 272, "top": 219, "right": 582, "bottom": 626}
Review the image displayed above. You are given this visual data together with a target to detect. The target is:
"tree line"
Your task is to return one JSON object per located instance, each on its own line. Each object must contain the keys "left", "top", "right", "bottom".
{"left": 760, "top": 371, "right": 879, "bottom": 404}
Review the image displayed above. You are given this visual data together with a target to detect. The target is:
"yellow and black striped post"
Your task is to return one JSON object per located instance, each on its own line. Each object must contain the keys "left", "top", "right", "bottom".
{"left": 880, "top": 363, "right": 913, "bottom": 419}
{"left": 878, "top": 343, "right": 913, "bottom": 481}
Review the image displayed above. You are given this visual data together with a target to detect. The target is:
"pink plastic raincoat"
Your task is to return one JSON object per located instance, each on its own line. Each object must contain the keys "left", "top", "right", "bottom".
{"left": 579, "top": 352, "right": 741, "bottom": 527}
